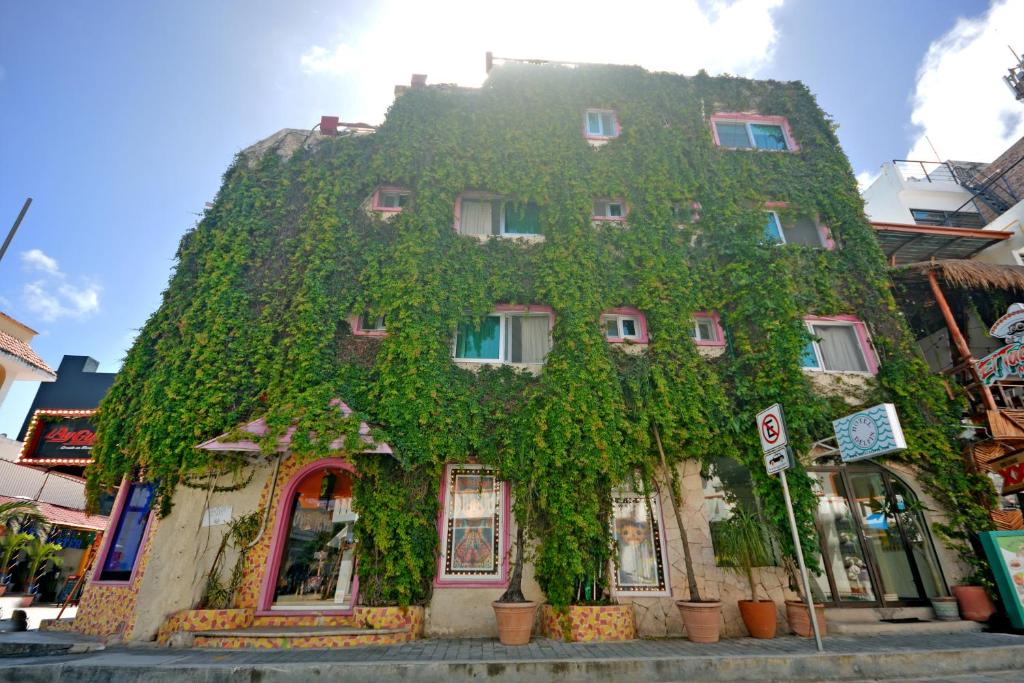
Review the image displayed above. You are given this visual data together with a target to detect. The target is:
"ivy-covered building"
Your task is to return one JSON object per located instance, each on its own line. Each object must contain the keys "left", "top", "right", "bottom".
{"left": 63, "top": 61, "right": 994, "bottom": 646}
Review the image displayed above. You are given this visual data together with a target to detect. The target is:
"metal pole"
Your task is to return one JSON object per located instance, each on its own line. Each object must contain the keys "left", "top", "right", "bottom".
{"left": 0, "top": 198, "right": 32, "bottom": 266}
{"left": 780, "top": 468, "right": 824, "bottom": 652}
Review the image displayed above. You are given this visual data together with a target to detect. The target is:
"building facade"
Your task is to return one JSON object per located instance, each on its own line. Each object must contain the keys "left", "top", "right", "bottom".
{"left": 64, "top": 63, "right": 984, "bottom": 646}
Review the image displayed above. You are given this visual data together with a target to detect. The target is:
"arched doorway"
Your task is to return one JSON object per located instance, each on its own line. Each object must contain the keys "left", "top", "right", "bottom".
{"left": 807, "top": 461, "right": 947, "bottom": 607}
{"left": 263, "top": 461, "right": 358, "bottom": 612}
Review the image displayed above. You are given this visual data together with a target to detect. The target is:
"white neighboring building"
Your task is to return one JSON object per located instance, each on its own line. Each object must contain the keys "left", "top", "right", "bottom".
{"left": 0, "top": 313, "right": 55, "bottom": 409}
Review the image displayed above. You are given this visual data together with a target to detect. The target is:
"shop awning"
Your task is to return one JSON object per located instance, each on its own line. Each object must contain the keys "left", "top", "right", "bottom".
{"left": 196, "top": 401, "right": 393, "bottom": 455}
{"left": 891, "top": 259, "right": 1024, "bottom": 291}
{"left": 873, "top": 222, "right": 1011, "bottom": 265}
{"left": 0, "top": 494, "right": 108, "bottom": 531}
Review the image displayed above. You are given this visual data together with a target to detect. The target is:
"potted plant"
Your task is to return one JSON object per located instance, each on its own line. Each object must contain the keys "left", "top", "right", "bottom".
{"left": 23, "top": 537, "right": 63, "bottom": 603}
{"left": 951, "top": 568, "right": 997, "bottom": 622}
{"left": 0, "top": 532, "right": 33, "bottom": 597}
{"left": 653, "top": 426, "right": 722, "bottom": 642}
{"left": 717, "top": 507, "right": 777, "bottom": 638}
{"left": 782, "top": 556, "right": 827, "bottom": 637}
{"left": 492, "top": 515, "right": 538, "bottom": 645}
{"left": 930, "top": 593, "right": 961, "bottom": 621}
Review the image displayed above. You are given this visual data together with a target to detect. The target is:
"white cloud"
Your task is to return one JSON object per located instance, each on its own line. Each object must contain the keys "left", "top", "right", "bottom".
{"left": 906, "top": 0, "right": 1024, "bottom": 162}
{"left": 18, "top": 248, "right": 102, "bottom": 322}
{"left": 20, "top": 248, "right": 59, "bottom": 275}
{"left": 300, "top": 0, "right": 785, "bottom": 121}
{"left": 856, "top": 170, "right": 880, "bottom": 192}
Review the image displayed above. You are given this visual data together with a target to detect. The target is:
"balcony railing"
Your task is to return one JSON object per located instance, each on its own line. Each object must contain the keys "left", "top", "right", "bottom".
{"left": 893, "top": 160, "right": 959, "bottom": 184}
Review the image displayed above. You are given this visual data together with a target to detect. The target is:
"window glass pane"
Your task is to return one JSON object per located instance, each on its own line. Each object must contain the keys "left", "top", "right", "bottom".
{"left": 459, "top": 199, "right": 493, "bottom": 236}
{"left": 813, "top": 324, "right": 867, "bottom": 372}
{"left": 587, "top": 111, "right": 601, "bottom": 135}
{"left": 592, "top": 200, "right": 607, "bottom": 217}
{"left": 508, "top": 314, "right": 550, "bottom": 364}
{"left": 764, "top": 212, "right": 784, "bottom": 243}
{"left": 750, "top": 123, "right": 787, "bottom": 150}
{"left": 504, "top": 201, "right": 540, "bottom": 235}
{"left": 801, "top": 340, "right": 820, "bottom": 368}
{"left": 601, "top": 112, "right": 616, "bottom": 137}
{"left": 702, "top": 457, "right": 775, "bottom": 566}
{"left": 715, "top": 122, "right": 751, "bottom": 148}
{"left": 810, "top": 471, "right": 874, "bottom": 602}
{"left": 397, "top": 193, "right": 409, "bottom": 208}
{"left": 612, "top": 484, "right": 668, "bottom": 593}
{"left": 380, "top": 193, "right": 398, "bottom": 208}
{"left": 621, "top": 318, "right": 637, "bottom": 337}
{"left": 608, "top": 202, "right": 623, "bottom": 218}
{"left": 360, "top": 313, "right": 385, "bottom": 331}
{"left": 440, "top": 467, "right": 503, "bottom": 581}
{"left": 99, "top": 483, "right": 154, "bottom": 581}
{"left": 456, "top": 316, "right": 501, "bottom": 359}
{"left": 783, "top": 216, "right": 822, "bottom": 247}
{"left": 696, "top": 319, "right": 715, "bottom": 341}
{"left": 272, "top": 467, "right": 358, "bottom": 610}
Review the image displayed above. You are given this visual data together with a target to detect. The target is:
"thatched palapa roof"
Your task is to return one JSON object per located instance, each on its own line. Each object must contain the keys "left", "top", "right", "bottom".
{"left": 893, "top": 259, "right": 1024, "bottom": 292}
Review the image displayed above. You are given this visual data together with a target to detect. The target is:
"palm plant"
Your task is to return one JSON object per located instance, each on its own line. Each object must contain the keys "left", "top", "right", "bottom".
{"left": 0, "top": 532, "right": 33, "bottom": 585}
{"left": 0, "top": 500, "right": 45, "bottom": 533}
{"left": 23, "top": 536, "right": 63, "bottom": 595}
{"left": 716, "top": 507, "right": 773, "bottom": 601}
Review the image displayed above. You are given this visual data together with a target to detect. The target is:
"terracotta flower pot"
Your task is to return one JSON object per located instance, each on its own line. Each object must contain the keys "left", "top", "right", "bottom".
{"left": 930, "top": 596, "right": 961, "bottom": 621}
{"left": 738, "top": 599, "right": 777, "bottom": 639}
{"left": 676, "top": 600, "right": 722, "bottom": 643}
{"left": 785, "top": 599, "right": 827, "bottom": 638}
{"left": 492, "top": 601, "right": 538, "bottom": 645}
{"left": 952, "top": 585, "right": 996, "bottom": 622}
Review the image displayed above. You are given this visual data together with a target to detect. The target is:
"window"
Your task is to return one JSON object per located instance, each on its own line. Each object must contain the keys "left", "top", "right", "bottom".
{"left": 712, "top": 114, "right": 796, "bottom": 151}
{"left": 352, "top": 312, "right": 386, "bottom": 336}
{"left": 97, "top": 483, "right": 154, "bottom": 582}
{"left": 453, "top": 310, "right": 552, "bottom": 364}
{"left": 373, "top": 187, "right": 410, "bottom": 212}
{"left": 457, "top": 196, "right": 540, "bottom": 237}
{"left": 436, "top": 464, "right": 507, "bottom": 585}
{"left": 585, "top": 109, "right": 619, "bottom": 139}
{"left": 269, "top": 465, "right": 358, "bottom": 610}
{"left": 764, "top": 211, "right": 825, "bottom": 247}
{"left": 702, "top": 457, "right": 776, "bottom": 567}
{"left": 801, "top": 319, "right": 873, "bottom": 373}
{"left": 592, "top": 199, "right": 626, "bottom": 221}
{"left": 909, "top": 208, "right": 984, "bottom": 229}
{"left": 602, "top": 309, "right": 647, "bottom": 343}
{"left": 611, "top": 482, "right": 670, "bottom": 595}
{"left": 689, "top": 314, "right": 722, "bottom": 344}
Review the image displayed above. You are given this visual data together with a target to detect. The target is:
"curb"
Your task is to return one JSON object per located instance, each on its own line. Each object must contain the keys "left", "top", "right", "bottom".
{"left": 3, "top": 643, "right": 1024, "bottom": 682}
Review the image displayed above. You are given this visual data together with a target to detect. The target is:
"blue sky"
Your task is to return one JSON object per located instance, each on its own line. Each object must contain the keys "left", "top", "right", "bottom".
{"left": 1, "top": 0, "right": 1022, "bottom": 436}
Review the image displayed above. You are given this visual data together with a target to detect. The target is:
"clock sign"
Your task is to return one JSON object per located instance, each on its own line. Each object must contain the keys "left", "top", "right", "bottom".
{"left": 832, "top": 403, "right": 906, "bottom": 463}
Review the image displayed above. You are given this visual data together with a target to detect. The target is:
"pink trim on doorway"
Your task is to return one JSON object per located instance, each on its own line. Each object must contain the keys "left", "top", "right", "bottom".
{"left": 602, "top": 307, "right": 650, "bottom": 344}
{"left": 582, "top": 108, "right": 621, "bottom": 141}
{"left": 692, "top": 311, "right": 727, "bottom": 347}
{"left": 804, "top": 314, "right": 880, "bottom": 374}
{"left": 256, "top": 458, "right": 360, "bottom": 616}
{"left": 433, "top": 464, "right": 511, "bottom": 588}
{"left": 710, "top": 112, "right": 799, "bottom": 152}
{"left": 90, "top": 476, "right": 155, "bottom": 587}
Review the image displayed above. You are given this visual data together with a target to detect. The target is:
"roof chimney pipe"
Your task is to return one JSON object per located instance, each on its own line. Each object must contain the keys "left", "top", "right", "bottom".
{"left": 411, "top": 74, "right": 427, "bottom": 89}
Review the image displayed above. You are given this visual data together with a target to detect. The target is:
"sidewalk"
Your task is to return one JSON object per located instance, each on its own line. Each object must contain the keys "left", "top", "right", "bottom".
{"left": 1, "top": 631, "right": 1023, "bottom": 682}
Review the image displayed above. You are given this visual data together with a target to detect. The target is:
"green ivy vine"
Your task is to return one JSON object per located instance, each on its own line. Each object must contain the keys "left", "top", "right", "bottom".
{"left": 87, "top": 63, "right": 994, "bottom": 607}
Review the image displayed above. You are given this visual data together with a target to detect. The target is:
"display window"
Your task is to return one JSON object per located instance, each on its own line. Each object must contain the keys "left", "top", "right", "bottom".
{"left": 611, "top": 482, "right": 670, "bottom": 596}
{"left": 436, "top": 464, "right": 507, "bottom": 585}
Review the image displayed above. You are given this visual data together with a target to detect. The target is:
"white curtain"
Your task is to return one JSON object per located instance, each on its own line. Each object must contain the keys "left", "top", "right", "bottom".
{"left": 459, "top": 199, "right": 492, "bottom": 235}
{"left": 785, "top": 216, "right": 822, "bottom": 246}
{"left": 813, "top": 324, "right": 867, "bottom": 371}
{"left": 507, "top": 315, "right": 551, "bottom": 363}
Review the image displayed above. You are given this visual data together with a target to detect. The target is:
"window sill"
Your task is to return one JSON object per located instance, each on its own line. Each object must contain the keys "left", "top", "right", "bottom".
{"left": 715, "top": 145, "right": 796, "bottom": 153}
{"left": 454, "top": 360, "right": 543, "bottom": 375}
{"left": 585, "top": 137, "right": 615, "bottom": 148}
{"left": 459, "top": 233, "right": 546, "bottom": 244}
{"left": 607, "top": 341, "right": 648, "bottom": 356}
{"left": 803, "top": 369, "right": 876, "bottom": 405}
{"left": 696, "top": 345, "right": 726, "bottom": 359}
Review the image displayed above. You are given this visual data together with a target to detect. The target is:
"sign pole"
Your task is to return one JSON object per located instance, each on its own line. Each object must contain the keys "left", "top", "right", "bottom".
{"left": 780, "top": 467, "right": 823, "bottom": 652}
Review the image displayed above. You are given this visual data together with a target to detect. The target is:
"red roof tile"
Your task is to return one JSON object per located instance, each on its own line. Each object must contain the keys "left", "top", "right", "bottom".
{"left": 0, "top": 494, "right": 108, "bottom": 531}
{"left": 0, "top": 329, "right": 55, "bottom": 377}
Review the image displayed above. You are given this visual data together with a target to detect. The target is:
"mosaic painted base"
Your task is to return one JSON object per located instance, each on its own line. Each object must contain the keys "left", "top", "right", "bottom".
{"left": 539, "top": 604, "right": 636, "bottom": 642}
{"left": 193, "top": 630, "right": 413, "bottom": 649}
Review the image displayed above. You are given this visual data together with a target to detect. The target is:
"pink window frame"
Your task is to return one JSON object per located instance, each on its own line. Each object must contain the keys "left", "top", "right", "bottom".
{"left": 257, "top": 458, "right": 359, "bottom": 616}
{"left": 764, "top": 201, "right": 835, "bottom": 250}
{"left": 89, "top": 476, "right": 155, "bottom": 587}
{"left": 349, "top": 313, "right": 387, "bottom": 337}
{"left": 803, "top": 315, "right": 879, "bottom": 375}
{"left": 692, "top": 311, "right": 726, "bottom": 347}
{"left": 592, "top": 198, "right": 628, "bottom": 222}
{"left": 583, "top": 108, "right": 620, "bottom": 140}
{"left": 433, "top": 464, "right": 511, "bottom": 588}
{"left": 710, "top": 112, "right": 799, "bottom": 152}
{"left": 371, "top": 186, "right": 410, "bottom": 213}
{"left": 601, "top": 307, "right": 649, "bottom": 344}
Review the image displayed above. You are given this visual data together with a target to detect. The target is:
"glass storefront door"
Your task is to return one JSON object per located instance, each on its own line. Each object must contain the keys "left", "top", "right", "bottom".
{"left": 810, "top": 464, "right": 947, "bottom": 607}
